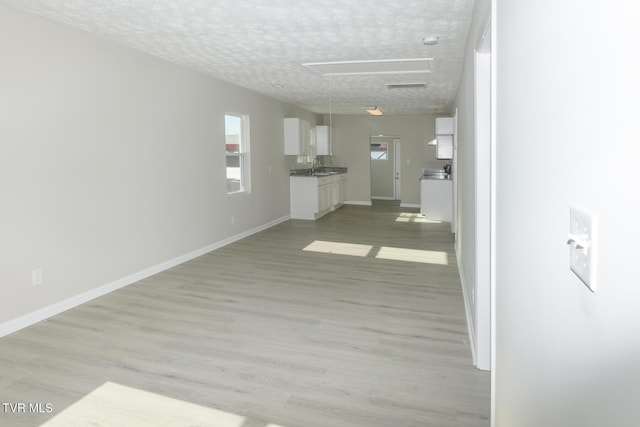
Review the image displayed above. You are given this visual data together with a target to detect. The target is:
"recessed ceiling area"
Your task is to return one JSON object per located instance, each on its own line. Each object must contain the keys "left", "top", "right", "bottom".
{"left": 303, "top": 58, "right": 433, "bottom": 76}
{"left": 0, "top": 0, "right": 476, "bottom": 115}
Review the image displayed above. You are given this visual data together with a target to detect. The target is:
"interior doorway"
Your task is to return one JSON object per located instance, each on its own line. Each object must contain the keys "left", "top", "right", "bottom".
{"left": 370, "top": 136, "right": 401, "bottom": 203}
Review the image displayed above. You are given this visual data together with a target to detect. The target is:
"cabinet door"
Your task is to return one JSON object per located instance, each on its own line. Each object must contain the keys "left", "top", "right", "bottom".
{"left": 336, "top": 177, "right": 345, "bottom": 205}
{"left": 284, "top": 118, "right": 311, "bottom": 155}
{"left": 318, "top": 184, "right": 329, "bottom": 211}
{"left": 436, "top": 135, "right": 453, "bottom": 159}
{"left": 300, "top": 119, "right": 310, "bottom": 156}
{"left": 436, "top": 117, "right": 454, "bottom": 135}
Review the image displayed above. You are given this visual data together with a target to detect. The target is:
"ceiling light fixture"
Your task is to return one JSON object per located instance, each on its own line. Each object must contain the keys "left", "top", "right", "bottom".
{"left": 423, "top": 36, "right": 439, "bottom": 46}
{"left": 365, "top": 106, "right": 383, "bottom": 116}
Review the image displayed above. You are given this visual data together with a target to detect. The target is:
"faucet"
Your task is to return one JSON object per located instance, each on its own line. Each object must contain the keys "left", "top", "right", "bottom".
{"left": 311, "top": 156, "right": 322, "bottom": 174}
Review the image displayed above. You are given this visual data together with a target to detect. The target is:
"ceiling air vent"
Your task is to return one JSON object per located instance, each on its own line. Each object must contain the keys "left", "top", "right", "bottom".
{"left": 385, "top": 83, "right": 427, "bottom": 89}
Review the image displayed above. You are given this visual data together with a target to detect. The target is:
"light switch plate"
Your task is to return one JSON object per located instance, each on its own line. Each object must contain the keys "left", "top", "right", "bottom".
{"left": 569, "top": 206, "right": 597, "bottom": 292}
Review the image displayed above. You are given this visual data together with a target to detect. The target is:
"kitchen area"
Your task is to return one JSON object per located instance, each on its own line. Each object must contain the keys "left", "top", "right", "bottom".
{"left": 283, "top": 114, "right": 455, "bottom": 231}
{"left": 420, "top": 116, "right": 455, "bottom": 232}
{"left": 283, "top": 117, "right": 348, "bottom": 220}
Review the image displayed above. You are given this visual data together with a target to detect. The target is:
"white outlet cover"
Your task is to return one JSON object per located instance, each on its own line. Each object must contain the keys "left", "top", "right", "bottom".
{"left": 569, "top": 206, "right": 598, "bottom": 292}
{"left": 32, "top": 268, "right": 43, "bottom": 286}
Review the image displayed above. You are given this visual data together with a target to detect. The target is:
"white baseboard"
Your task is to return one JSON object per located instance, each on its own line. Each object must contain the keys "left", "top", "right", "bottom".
{"left": 344, "top": 200, "right": 372, "bottom": 206}
{"left": 400, "top": 203, "right": 420, "bottom": 208}
{"left": 371, "top": 196, "right": 395, "bottom": 200}
{"left": 0, "top": 215, "right": 290, "bottom": 338}
{"left": 456, "top": 245, "right": 477, "bottom": 366}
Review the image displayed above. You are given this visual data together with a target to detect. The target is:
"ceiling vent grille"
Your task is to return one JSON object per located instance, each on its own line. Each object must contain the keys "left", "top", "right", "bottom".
{"left": 385, "top": 83, "right": 427, "bottom": 89}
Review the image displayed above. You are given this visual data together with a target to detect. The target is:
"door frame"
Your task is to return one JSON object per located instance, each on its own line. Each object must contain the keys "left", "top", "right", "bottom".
{"left": 474, "top": 19, "right": 492, "bottom": 372}
{"left": 369, "top": 135, "right": 401, "bottom": 201}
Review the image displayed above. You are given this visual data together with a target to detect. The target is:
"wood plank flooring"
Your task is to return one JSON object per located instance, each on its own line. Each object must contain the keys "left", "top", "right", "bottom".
{"left": 0, "top": 204, "right": 490, "bottom": 427}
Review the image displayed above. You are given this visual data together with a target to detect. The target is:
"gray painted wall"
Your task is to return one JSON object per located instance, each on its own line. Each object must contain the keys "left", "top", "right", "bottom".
{"left": 0, "top": 6, "right": 318, "bottom": 327}
{"left": 495, "top": 0, "right": 640, "bottom": 425}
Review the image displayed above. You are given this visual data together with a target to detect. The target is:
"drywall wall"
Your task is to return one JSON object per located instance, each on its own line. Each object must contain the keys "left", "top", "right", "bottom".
{"left": 0, "top": 6, "right": 318, "bottom": 328}
{"left": 452, "top": 0, "right": 491, "bottom": 370}
{"left": 495, "top": 0, "right": 640, "bottom": 425}
{"left": 324, "top": 114, "right": 443, "bottom": 205}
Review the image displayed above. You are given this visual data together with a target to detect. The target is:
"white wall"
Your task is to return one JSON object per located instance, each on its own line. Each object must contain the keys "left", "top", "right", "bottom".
{"left": 0, "top": 6, "right": 318, "bottom": 330}
{"left": 495, "top": 1, "right": 640, "bottom": 425}
{"left": 325, "top": 114, "right": 444, "bottom": 205}
{"left": 452, "top": 0, "right": 491, "bottom": 369}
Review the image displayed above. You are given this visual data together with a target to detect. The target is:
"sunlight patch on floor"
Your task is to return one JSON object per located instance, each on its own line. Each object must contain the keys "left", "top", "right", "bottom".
{"left": 395, "top": 213, "right": 442, "bottom": 223}
{"left": 39, "top": 382, "right": 251, "bottom": 427}
{"left": 376, "top": 246, "right": 449, "bottom": 265}
{"left": 302, "top": 240, "right": 449, "bottom": 265}
{"left": 303, "top": 240, "right": 373, "bottom": 257}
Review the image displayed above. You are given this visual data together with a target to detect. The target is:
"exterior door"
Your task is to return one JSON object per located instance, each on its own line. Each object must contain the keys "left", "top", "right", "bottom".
{"left": 370, "top": 136, "right": 397, "bottom": 200}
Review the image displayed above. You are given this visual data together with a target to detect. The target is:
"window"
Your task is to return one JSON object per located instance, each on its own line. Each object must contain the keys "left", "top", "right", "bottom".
{"left": 370, "top": 142, "right": 388, "bottom": 160}
{"left": 225, "top": 114, "right": 250, "bottom": 194}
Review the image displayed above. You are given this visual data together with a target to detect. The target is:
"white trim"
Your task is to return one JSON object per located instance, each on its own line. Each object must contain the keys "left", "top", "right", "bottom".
{"left": 400, "top": 203, "right": 420, "bottom": 208}
{"left": 457, "top": 245, "right": 477, "bottom": 365}
{"left": 474, "top": 22, "right": 492, "bottom": 372}
{"left": 0, "top": 215, "right": 290, "bottom": 338}
{"left": 344, "top": 200, "right": 372, "bottom": 206}
{"left": 452, "top": 108, "right": 458, "bottom": 234}
{"left": 394, "top": 139, "right": 401, "bottom": 200}
{"left": 371, "top": 196, "right": 395, "bottom": 200}
{"left": 490, "top": 4, "right": 498, "bottom": 425}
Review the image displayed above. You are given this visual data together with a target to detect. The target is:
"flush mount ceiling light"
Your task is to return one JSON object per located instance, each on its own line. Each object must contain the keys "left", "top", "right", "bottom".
{"left": 422, "top": 36, "right": 440, "bottom": 45}
{"left": 365, "top": 106, "right": 383, "bottom": 116}
{"left": 303, "top": 58, "right": 433, "bottom": 76}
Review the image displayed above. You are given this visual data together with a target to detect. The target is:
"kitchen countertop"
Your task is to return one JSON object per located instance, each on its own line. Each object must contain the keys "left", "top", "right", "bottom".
{"left": 420, "top": 172, "right": 451, "bottom": 180}
{"left": 290, "top": 167, "right": 347, "bottom": 177}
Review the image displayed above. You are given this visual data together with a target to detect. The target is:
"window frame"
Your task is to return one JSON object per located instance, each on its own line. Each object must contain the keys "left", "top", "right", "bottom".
{"left": 225, "top": 113, "right": 251, "bottom": 194}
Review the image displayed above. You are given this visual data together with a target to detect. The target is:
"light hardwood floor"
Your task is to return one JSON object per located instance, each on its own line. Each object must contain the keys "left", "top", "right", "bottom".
{"left": 0, "top": 204, "right": 490, "bottom": 427}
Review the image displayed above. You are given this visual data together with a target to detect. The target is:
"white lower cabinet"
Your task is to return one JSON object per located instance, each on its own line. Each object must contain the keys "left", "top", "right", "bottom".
{"left": 290, "top": 174, "right": 346, "bottom": 220}
{"left": 420, "top": 178, "right": 452, "bottom": 221}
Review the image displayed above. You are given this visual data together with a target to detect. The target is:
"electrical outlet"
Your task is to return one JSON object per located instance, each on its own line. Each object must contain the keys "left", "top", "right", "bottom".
{"left": 568, "top": 206, "right": 598, "bottom": 292}
{"left": 32, "top": 268, "right": 43, "bottom": 286}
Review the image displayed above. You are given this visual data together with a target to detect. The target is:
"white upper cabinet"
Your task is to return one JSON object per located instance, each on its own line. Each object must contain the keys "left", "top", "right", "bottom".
{"left": 435, "top": 117, "right": 454, "bottom": 159}
{"left": 436, "top": 134, "right": 453, "bottom": 159}
{"left": 436, "top": 117, "right": 454, "bottom": 135}
{"left": 284, "top": 118, "right": 311, "bottom": 155}
{"left": 315, "top": 125, "right": 332, "bottom": 155}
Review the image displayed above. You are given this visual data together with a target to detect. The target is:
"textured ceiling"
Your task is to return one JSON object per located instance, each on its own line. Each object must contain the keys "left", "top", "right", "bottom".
{"left": 1, "top": 0, "right": 476, "bottom": 115}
